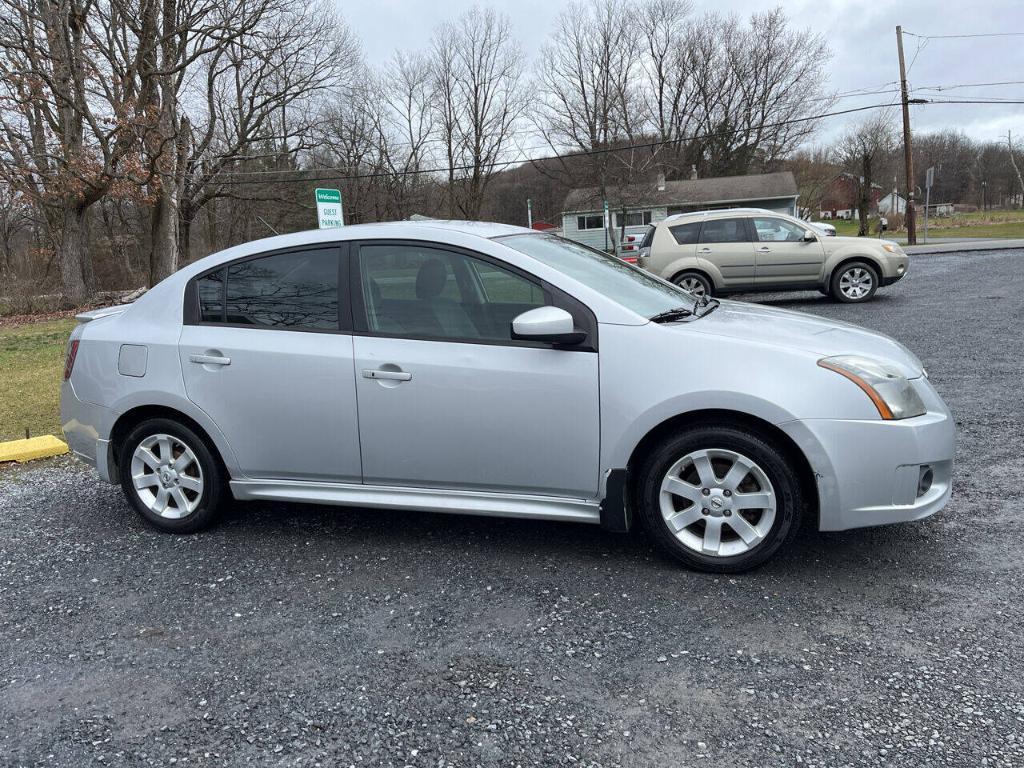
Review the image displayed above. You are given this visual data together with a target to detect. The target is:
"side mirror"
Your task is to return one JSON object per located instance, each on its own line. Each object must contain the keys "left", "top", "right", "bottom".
{"left": 803, "top": 230, "right": 818, "bottom": 242}
{"left": 511, "top": 306, "right": 586, "bottom": 346}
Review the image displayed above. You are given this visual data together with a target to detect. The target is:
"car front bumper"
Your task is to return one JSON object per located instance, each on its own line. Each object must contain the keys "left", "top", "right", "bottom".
{"left": 780, "top": 378, "right": 954, "bottom": 531}
{"left": 880, "top": 254, "right": 909, "bottom": 286}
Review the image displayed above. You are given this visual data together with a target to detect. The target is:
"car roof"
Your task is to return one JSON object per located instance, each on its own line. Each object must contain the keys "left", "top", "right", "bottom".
{"left": 225, "top": 220, "right": 533, "bottom": 254}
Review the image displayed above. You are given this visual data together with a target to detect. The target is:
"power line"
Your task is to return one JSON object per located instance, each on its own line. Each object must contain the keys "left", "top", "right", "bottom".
{"left": 914, "top": 80, "right": 1024, "bottom": 91}
{"left": 917, "top": 99, "right": 1024, "bottom": 105}
{"left": 903, "top": 30, "right": 1024, "bottom": 39}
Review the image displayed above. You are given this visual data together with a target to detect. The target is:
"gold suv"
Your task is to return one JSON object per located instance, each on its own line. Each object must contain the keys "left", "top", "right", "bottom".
{"left": 638, "top": 208, "right": 908, "bottom": 303}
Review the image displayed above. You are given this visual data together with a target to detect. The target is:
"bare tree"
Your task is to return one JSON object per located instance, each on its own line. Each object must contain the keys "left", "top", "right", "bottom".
{"left": 370, "top": 51, "right": 436, "bottom": 219}
{"left": 0, "top": 182, "right": 33, "bottom": 275}
{"left": 1009, "top": 131, "right": 1024, "bottom": 209}
{"left": 636, "top": 0, "right": 694, "bottom": 176}
{"left": 430, "top": 7, "right": 527, "bottom": 220}
{"left": 785, "top": 146, "right": 838, "bottom": 218}
{"left": 685, "top": 10, "right": 832, "bottom": 175}
{"left": 840, "top": 114, "right": 895, "bottom": 236}
{"left": 0, "top": 0, "right": 154, "bottom": 302}
{"left": 175, "top": 0, "right": 361, "bottom": 262}
{"left": 533, "top": 0, "right": 642, "bottom": 247}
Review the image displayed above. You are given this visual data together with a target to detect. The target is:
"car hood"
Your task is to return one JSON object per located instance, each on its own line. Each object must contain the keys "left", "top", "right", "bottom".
{"left": 680, "top": 300, "right": 924, "bottom": 377}
{"left": 821, "top": 235, "right": 899, "bottom": 253}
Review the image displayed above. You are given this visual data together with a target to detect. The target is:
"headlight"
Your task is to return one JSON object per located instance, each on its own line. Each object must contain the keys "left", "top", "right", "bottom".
{"left": 818, "top": 355, "right": 926, "bottom": 419}
{"left": 882, "top": 243, "right": 902, "bottom": 254}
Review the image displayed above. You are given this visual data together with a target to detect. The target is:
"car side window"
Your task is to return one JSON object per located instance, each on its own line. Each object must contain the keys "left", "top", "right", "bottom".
{"left": 357, "top": 244, "right": 548, "bottom": 343}
{"left": 197, "top": 270, "right": 224, "bottom": 323}
{"left": 197, "top": 248, "right": 340, "bottom": 330}
{"left": 753, "top": 217, "right": 807, "bottom": 243}
{"left": 699, "top": 218, "right": 749, "bottom": 244}
{"left": 668, "top": 222, "right": 701, "bottom": 245}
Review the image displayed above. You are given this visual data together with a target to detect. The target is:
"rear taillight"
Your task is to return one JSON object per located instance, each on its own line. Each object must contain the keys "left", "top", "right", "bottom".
{"left": 64, "top": 339, "right": 79, "bottom": 380}
{"left": 621, "top": 255, "right": 638, "bottom": 264}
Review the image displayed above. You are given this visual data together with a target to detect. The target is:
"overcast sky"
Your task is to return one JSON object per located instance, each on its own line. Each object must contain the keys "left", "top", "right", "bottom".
{"left": 340, "top": 0, "right": 1024, "bottom": 147}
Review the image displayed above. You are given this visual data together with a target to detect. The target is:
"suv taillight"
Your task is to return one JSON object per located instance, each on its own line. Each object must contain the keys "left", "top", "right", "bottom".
{"left": 64, "top": 339, "right": 79, "bottom": 380}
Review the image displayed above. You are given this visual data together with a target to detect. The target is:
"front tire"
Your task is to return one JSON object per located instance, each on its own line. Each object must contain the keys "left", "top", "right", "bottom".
{"left": 635, "top": 424, "right": 803, "bottom": 573}
{"left": 830, "top": 261, "right": 878, "bottom": 303}
{"left": 118, "top": 418, "right": 227, "bottom": 533}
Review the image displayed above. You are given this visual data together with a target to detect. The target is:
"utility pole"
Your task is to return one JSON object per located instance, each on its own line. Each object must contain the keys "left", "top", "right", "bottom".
{"left": 896, "top": 26, "right": 917, "bottom": 244}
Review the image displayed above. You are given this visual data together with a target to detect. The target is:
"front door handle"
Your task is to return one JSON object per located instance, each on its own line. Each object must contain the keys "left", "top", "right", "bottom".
{"left": 757, "top": 246, "right": 772, "bottom": 252}
{"left": 190, "top": 354, "right": 231, "bottom": 366}
{"left": 699, "top": 247, "right": 712, "bottom": 253}
{"left": 362, "top": 368, "right": 412, "bottom": 382}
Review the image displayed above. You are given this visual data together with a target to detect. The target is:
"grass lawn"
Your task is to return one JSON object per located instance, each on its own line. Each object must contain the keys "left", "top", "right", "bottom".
{"left": 0, "top": 317, "right": 77, "bottom": 442}
{"left": 823, "top": 210, "right": 1024, "bottom": 241}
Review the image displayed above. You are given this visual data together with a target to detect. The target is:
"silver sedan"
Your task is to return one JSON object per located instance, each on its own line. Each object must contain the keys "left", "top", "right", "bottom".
{"left": 61, "top": 221, "right": 954, "bottom": 572}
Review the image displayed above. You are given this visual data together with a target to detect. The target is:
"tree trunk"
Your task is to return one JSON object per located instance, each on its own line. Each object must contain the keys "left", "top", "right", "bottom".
{"left": 178, "top": 203, "right": 193, "bottom": 266}
{"left": 149, "top": 181, "right": 178, "bottom": 286}
{"left": 56, "top": 204, "right": 92, "bottom": 304}
{"left": 148, "top": 78, "right": 181, "bottom": 285}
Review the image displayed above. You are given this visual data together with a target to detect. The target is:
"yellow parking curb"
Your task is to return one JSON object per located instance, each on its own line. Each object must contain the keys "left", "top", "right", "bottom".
{"left": 0, "top": 435, "right": 69, "bottom": 463}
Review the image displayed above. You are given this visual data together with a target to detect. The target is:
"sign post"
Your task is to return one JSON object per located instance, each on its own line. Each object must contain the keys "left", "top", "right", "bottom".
{"left": 527, "top": 198, "right": 533, "bottom": 228}
{"left": 603, "top": 199, "right": 610, "bottom": 252}
{"left": 315, "top": 188, "right": 344, "bottom": 229}
{"left": 923, "top": 167, "right": 934, "bottom": 244}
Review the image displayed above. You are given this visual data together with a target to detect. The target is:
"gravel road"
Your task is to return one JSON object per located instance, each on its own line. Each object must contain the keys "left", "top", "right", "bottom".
{"left": 2, "top": 248, "right": 1023, "bottom": 767}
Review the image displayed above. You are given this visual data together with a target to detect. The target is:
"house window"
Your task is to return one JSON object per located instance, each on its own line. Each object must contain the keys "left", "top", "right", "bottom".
{"left": 614, "top": 211, "right": 653, "bottom": 228}
{"left": 576, "top": 214, "right": 605, "bottom": 231}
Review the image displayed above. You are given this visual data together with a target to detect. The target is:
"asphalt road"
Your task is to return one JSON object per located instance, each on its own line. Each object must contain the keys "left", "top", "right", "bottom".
{"left": 2, "top": 248, "right": 1023, "bottom": 768}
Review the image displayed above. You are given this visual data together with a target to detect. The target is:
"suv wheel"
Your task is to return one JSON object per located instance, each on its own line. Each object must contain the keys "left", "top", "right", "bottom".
{"left": 830, "top": 262, "right": 878, "bottom": 303}
{"left": 118, "top": 418, "right": 227, "bottom": 533}
{"left": 635, "top": 424, "right": 803, "bottom": 573}
{"left": 673, "top": 271, "right": 713, "bottom": 298}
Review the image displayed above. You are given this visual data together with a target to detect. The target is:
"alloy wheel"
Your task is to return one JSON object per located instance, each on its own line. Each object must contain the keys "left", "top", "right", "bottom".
{"left": 677, "top": 276, "right": 707, "bottom": 296}
{"left": 658, "top": 448, "right": 777, "bottom": 557}
{"left": 130, "top": 433, "right": 204, "bottom": 519}
{"left": 839, "top": 267, "right": 874, "bottom": 300}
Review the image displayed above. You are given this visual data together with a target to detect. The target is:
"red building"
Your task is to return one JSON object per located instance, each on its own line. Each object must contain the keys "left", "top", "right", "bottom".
{"left": 820, "top": 173, "right": 883, "bottom": 220}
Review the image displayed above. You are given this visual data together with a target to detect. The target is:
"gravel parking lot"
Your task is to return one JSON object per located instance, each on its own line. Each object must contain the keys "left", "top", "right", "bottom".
{"left": 2, "top": 247, "right": 1022, "bottom": 768}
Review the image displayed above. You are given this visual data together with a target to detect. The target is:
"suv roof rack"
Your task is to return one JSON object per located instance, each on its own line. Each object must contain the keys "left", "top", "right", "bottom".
{"left": 663, "top": 207, "right": 776, "bottom": 224}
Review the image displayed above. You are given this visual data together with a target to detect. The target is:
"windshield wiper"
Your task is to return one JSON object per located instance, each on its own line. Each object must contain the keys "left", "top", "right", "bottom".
{"left": 649, "top": 307, "right": 694, "bottom": 323}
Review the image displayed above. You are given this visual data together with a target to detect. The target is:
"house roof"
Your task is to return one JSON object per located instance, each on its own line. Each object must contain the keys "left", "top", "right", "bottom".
{"left": 563, "top": 171, "right": 798, "bottom": 213}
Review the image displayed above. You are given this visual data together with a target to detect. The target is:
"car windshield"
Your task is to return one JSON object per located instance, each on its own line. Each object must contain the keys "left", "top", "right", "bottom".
{"left": 498, "top": 233, "right": 698, "bottom": 318}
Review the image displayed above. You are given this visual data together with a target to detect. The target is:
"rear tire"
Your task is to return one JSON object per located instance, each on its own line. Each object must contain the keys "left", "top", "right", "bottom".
{"left": 634, "top": 424, "right": 803, "bottom": 573}
{"left": 672, "top": 271, "right": 714, "bottom": 298}
{"left": 118, "top": 418, "right": 227, "bottom": 533}
{"left": 830, "top": 261, "right": 878, "bottom": 303}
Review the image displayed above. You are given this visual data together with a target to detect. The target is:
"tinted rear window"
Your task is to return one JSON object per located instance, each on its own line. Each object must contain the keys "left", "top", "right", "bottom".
{"left": 640, "top": 225, "right": 655, "bottom": 249}
{"left": 198, "top": 248, "right": 340, "bottom": 330}
{"left": 669, "top": 222, "right": 701, "bottom": 245}
{"left": 699, "top": 218, "right": 749, "bottom": 244}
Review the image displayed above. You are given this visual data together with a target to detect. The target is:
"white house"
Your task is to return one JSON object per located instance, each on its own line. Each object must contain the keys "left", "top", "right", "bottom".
{"left": 561, "top": 172, "right": 801, "bottom": 251}
{"left": 878, "top": 192, "right": 907, "bottom": 215}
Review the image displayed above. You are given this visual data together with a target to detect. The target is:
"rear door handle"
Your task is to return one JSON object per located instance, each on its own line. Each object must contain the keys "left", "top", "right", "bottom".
{"left": 190, "top": 354, "right": 231, "bottom": 366}
{"left": 699, "top": 247, "right": 712, "bottom": 253}
{"left": 362, "top": 368, "right": 412, "bottom": 381}
{"left": 757, "top": 246, "right": 772, "bottom": 252}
